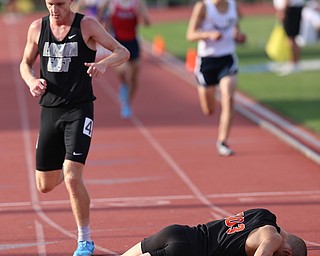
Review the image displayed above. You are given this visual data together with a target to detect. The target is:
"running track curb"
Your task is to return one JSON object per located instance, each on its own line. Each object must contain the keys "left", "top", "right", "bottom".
{"left": 142, "top": 41, "right": 320, "bottom": 165}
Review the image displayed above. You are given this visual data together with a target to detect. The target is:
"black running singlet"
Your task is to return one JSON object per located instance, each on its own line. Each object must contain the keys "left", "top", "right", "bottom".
{"left": 189, "top": 208, "right": 281, "bottom": 256}
{"left": 38, "top": 13, "right": 96, "bottom": 107}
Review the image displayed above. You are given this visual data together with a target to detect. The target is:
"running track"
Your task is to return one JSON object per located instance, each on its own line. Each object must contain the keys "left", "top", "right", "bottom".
{"left": 1, "top": 9, "right": 320, "bottom": 256}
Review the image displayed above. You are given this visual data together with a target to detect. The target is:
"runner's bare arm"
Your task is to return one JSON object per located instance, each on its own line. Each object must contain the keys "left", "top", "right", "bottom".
{"left": 20, "top": 19, "right": 47, "bottom": 97}
{"left": 138, "top": 0, "right": 151, "bottom": 26}
{"left": 186, "top": 1, "right": 222, "bottom": 42}
{"left": 121, "top": 242, "right": 151, "bottom": 256}
{"left": 246, "top": 226, "right": 283, "bottom": 256}
{"left": 81, "top": 17, "right": 130, "bottom": 78}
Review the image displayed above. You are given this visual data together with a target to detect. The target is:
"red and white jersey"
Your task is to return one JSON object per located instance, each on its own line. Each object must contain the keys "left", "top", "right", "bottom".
{"left": 110, "top": 0, "right": 139, "bottom": 41}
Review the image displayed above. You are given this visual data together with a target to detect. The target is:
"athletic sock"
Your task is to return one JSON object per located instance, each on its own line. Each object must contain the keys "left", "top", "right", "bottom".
{"left": 77, "top": 224, "right": 91, "bottom": 242}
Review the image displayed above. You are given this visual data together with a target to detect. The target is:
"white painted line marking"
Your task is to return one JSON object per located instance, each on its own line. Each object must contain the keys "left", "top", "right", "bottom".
{"left": 35, "top": 220, "right": 46, "bottom": 256}
{"left": 1, "top": 190, "right": 319, "bottom": 209}
{"left": 98, "top": 78, "right": 229, "bottom": 219}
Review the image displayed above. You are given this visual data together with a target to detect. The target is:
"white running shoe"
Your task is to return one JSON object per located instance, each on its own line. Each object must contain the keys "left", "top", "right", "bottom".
{"left": 216, "top": 141, "right": 233, "bottom": 156}
{"left": 277, "top": 63, "right": 300, "bottom": 76}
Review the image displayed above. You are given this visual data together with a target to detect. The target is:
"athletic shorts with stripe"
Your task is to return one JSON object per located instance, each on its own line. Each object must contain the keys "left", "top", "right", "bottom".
{"left": 36, "top": 102, "right": 94, "bottom": 171}
{"left": 195, "top": 54, "right": 238, "bottom": 87}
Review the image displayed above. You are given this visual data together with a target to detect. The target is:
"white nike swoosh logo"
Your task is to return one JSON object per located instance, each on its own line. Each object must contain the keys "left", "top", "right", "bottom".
{"left": 73, "top": 152, "right": 83, "bottom": 156}
{"left": 68, "top": 34, "right": 76, "bottom": 39}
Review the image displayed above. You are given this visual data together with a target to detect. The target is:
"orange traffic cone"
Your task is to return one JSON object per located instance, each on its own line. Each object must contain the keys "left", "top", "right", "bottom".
{"left": 185, "top": 48, "right": 197, "bottom": 72}
{"left": 152, "top": 35, "right": 165, "bottom": 55}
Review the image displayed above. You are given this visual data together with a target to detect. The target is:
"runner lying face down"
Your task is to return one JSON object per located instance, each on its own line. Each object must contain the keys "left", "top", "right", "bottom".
{"left": 120, "top": 208, "right": 307, "bottom": 256}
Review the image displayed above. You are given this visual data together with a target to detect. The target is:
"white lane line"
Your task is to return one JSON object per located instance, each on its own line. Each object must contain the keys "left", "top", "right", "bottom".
{"left": 132, "top": 117, "right": 230, "bottom": 219}
{"left": 1, "top": 189, "right": 320, "bottom": 209}
{"left": 98, "top": 77, "right": 229, "bottom": 220}
{"left": 6, "top": 20, "right": 50, "bottom": 256}
{"left": 7, "top": 20, "right": 116, "bottom": 255}
{"left": 235, "top": 93, "right": 320, "bottom": 148}
{"left": 235, "top": 94, "right": 320, "bottom": 165}
{"left": 35, "top": 220, "right": 46, "bottom": 256}
{"left": 98, "top": 68, "right": 223, "bottom": 215}
{"left": 209, "top": 190, "right": 320, "bottom": 198}
{"left": 0, "top": 242, "right": 55, "bottom": 252}
{"left": 0, "top": 202, "right": 32, "bottom": 207}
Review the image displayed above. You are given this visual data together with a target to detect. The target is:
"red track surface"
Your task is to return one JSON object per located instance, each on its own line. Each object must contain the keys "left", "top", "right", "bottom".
{"left": 1, "top": 7, "right": 320, "bottom": 256}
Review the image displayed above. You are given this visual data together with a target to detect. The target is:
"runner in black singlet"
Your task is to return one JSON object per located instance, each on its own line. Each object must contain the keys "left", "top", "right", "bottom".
{"left": 20, "top": 1, "right": 129, "bottom": 255}
{"left": 121, "top": 209, "right": 307, "bottom": 256}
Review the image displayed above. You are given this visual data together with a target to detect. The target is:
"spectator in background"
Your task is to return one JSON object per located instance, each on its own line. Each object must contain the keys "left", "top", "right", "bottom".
{"left": 3, "top": 0, "right": 18, "bottom": 23}
{"left": 73, "top": 0, "right": 113, "bottom": 60}
{"left": 297, "top": 0, "right": 320, "bottom": 46}
{"left": 73, "top": 0, "right": 106, "bottom": 18}
{"left": 100, "top": 0, "right": 151, "bottom": 119}
{"left": 4, "top": 0, "right": 16, "bottom": 11}
{"left": 273, "top": 0, "right": 305, "bottom": 75}
{"left": 186, "top": 0, "right": 246, "bottom": 156}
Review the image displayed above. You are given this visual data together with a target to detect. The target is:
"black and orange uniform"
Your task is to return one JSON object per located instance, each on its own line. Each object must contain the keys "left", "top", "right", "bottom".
{"left": 36, "top": 13, "right": 96, "bottom": 171}
{"left": 141, "top": 208, "right": 281, "bottom": 256}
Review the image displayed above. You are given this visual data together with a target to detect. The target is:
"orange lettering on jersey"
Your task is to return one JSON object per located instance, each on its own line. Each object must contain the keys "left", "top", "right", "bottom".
{"left": 225, "top": 212, "right": 245, "bottom": 234}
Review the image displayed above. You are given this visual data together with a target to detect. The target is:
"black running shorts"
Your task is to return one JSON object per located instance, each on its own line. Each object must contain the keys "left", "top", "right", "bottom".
{"left": 117, "top": 38, "right": 140, "bottom": 61}
{"left": 141, "top": 225, "right": 196, "bottom": 256}
{"left": 283, "top": 6, "right": 303, "bottom": 38}
{"left": 195, "top": 54, "right": 238, "bottom": 87}
{"left": 36, "top": 102, "right": 94, "bottom": 171}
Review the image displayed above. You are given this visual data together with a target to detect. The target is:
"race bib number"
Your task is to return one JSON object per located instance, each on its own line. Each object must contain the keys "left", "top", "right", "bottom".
{"left": 83, "top": 117, "right": 93, "bottom": 137}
